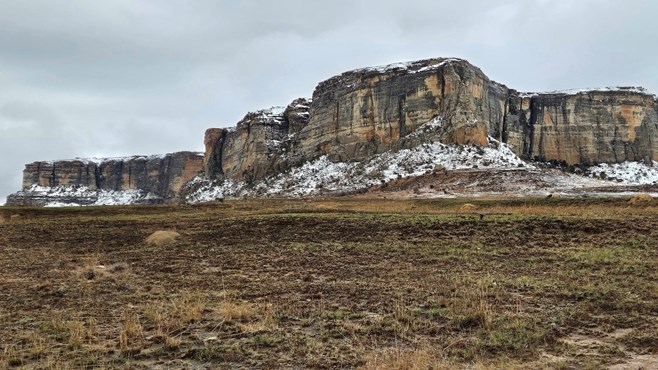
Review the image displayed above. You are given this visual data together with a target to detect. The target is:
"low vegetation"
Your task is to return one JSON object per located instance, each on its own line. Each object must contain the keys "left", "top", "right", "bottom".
{"left": 144, "top": 230, "right": 181, "bottom": 247}
{"left": 0, "top": 197, "right": 657, "bottom": 368}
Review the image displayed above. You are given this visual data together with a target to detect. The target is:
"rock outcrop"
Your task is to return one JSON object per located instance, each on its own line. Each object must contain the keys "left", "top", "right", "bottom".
{"left": 218, "top": 99, "right": 311, "bottom": 183}
{"left": 8, "top": 152, "right": 203, "bottom": 206}
{"left": 9, "top": 57, "right": 658, "bottom": 205}
{"left": 505, "top": 88, "right": 658, "bottom": 165}
{"left": 203, "top": 58, "right": 511, "bottom": 182}
{"left": 202, "top": 99, "right": 312, "bottom": 183}
{"left": 202, "top": 58, "right": 658, "bottom": 184}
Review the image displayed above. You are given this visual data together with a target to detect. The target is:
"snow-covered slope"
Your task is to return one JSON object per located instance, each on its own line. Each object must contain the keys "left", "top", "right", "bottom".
{"left": 520, "top": 86, "right": 653, "bottom": 98}
{"left": 352, "top": 58, "right": 465, "bottom": 75}
{"left": 13, "top": 185, "right": 161, "bottom": 207}
{"left": 586, "top": 161, "right": 658, "bottom": 185}
{"left": 184, "top": 132, "right": 658, "bottom": 203}
{"left": 184, "top": 136, "right": 533, "bottom": 202}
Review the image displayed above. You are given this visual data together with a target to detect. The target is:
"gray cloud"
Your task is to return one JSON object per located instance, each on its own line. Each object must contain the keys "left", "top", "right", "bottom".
{"left": 1, "top": 0, "right": 657, "bottom": 203}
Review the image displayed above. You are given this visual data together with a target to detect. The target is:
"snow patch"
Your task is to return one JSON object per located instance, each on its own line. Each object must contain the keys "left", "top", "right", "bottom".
{"left": 185, "top": 177, "right": 246, "bottom": 203}
{"left": 352, "top": 58, "right": 463, "bottom": 76}
{"left": 95, "top": 189, "right": 161, "bottom": 206}
{"left": 44, "top": 202, "right": 81, "bottom": 208}
{"left": 254, "top": 106, "right": 286, "bottom": 125}
{"left": 16, "top": 185, "right": 161, "bottom": 207}
{"left": 586, "top": 161, "right": 658, "bottom": 185}
{"left": 406, "top": 116, "right": 445, "bottom": 138}
{"left": 520, "top": 86, "right": 653, "bottom": 98}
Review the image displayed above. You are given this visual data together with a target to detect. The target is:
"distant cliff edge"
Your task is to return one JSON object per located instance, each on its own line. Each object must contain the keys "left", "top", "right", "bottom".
{"left": 7, "top": 152, "right": 203, "bottom": 206}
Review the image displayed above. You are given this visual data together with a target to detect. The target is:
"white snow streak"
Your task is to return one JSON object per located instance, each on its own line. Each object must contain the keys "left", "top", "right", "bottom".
{"left": 17, "top": 185, "right": 160, "bottom": 206}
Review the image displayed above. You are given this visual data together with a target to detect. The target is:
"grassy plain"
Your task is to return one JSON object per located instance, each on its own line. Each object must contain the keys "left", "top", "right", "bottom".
{"left": 1, "top": 197, "right": 657, "bottom": 369}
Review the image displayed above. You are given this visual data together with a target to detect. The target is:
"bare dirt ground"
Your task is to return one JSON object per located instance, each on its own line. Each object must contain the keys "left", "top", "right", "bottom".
{"left": 1, "top": 198, "right": 657, "bottom": 369}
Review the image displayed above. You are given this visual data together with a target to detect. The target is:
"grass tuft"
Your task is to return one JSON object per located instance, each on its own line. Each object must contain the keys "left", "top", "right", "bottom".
{"left": 145, "top": 230, "right": 181, "bottom": 246}
{"left": 119, "top": 309, "right": 144, "bottom": 352}
{"left": 629, "top": 193, "right": 653, "bottom": 204}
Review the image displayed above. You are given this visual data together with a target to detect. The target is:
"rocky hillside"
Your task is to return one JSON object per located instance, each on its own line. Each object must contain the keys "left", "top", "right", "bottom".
{"left": 7, "top": 57, "right": 658, "bottom": 206}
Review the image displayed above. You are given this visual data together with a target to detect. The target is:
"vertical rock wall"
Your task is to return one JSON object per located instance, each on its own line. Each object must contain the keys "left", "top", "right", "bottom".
{"left": 505, "top": 89, "right": 658, "bottom": 165}
{"left": 202, "top": 58, "right": 658, "bottom": 184}
{"left": 205, "top": 99, "right": 311, "bottom": 182}
{"left": 203, "top": 58, "right": 512, "bottom": 182}
{"left": 297, "top": 58, "right": 508, "bottom": 163}
{"left": 18, "top": 152, "right": 204, "bottom": 201}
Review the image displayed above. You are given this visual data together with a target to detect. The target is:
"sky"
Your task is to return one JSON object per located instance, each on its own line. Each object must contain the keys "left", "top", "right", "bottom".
{"left": 1, "top": 0, "right": 657, "bottom": 203}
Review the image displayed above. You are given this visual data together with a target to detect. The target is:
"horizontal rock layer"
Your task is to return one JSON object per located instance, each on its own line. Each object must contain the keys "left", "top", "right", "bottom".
{"left": 8, "top": 152, "right": 203, "bottom": 205}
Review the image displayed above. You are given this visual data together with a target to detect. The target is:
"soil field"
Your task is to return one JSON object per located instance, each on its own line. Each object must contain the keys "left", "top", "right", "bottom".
{"left": 1, "top": 198, "right": 657, "bottom": 369}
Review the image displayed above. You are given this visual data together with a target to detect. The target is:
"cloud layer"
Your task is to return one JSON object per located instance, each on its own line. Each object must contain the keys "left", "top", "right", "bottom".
{"left": 1, "top": 0, "right": 657, "bottom": 202}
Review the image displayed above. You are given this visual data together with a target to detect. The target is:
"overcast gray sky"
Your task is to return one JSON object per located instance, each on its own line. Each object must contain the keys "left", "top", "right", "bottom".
{"left": 1, "top": 0, "right": 657, "bottom": 203}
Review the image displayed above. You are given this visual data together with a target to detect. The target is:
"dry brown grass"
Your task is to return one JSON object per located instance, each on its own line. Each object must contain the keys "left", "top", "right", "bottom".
{"left": 629, "top": 193, "right": 653, "bottom": 204}
{"left": 119, "top": 309, "right": 143, "bottom": 351}
{"left": 217, "top": 300, "right": 255, "bottom": 322}
{"left": 22, "top": 331, "right": 47, "bottom": 358}
{"left": 360, "top": 347, "right": 447, "bottom": 370}
{"left": 57, "top": 197, "right": 653, "bottom": 220}
{"left": 359, "top": 346, "right": 564, "bottom": 370}
{"left": 359, "top": 347, "right": 515, "bottom": 370}
{"left": 145, "top": 230, "right": 181, "bottom": 246}
{"left": 458, "top": 203, "right": 479, "bottom": 212}
{"left": 140, "top": 292, "right": 209, "bottom": 337}
{"left": 1, "top": 198, "right": 657, "bottom": 368}
{"left": 164, "top": 335, "right": 182, "bottom": 350}
{"left": 449, "top": 277, "right": 494, "bottom": 330}
{"left": 237, "top": 303, "right": 276, "bottom": 333}
{"left": 1, "top": 344, "right": 20, "bottom": 368}
{"left": 74, "top": 256, "right": 130, "bottom": 282}
{"left": 173, "top": 292, "right": 206, "bottom": 324}
{"left": 67, "top": 320, "right": 85, "bottom": 349}
{"left": 143, "top": 303, "right": 168, "bottom": 335}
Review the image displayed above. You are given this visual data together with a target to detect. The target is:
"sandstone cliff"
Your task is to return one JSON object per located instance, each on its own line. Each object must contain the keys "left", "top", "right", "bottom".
{"left": 202, "top": 58, "right": 658, "bottom": 184}
{"left": 204, "top": 58, "right": 509, "bottom": 183}
{"left": 8, "top": 152, "right": 203, "bottom": 206}
{"left": 204, "top": 98, "right": 311, "bottom": 183}
{"left": 505, "top": 88, "right": 658, "bottom": 165}
{"left": 9, "top": 57, "right": 658, "bottom": 205}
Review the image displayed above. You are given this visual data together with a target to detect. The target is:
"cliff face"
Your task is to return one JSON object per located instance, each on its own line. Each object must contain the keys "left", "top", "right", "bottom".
{"left": 297, "top": 58, "right": 504, "bottom": 158}
{"left": 10, "top": 57, "right": 658, "bottom": 205}
{"left": 206, "top": 59, "right": 658, "bottom": 181}
{"left": 202, "top": 58, "right": 658, "bottom": 184}
{"left": 203, "top": 98, "right": 311, "bottom": 183}
{"left": 204, "top": 58, "right": 511, "bottom": 182}
{"left": 8, "top": 152, "right": 203, "bottom": 205}
{"left": 505, "top": 89, "right": 658, "bottom": 165}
